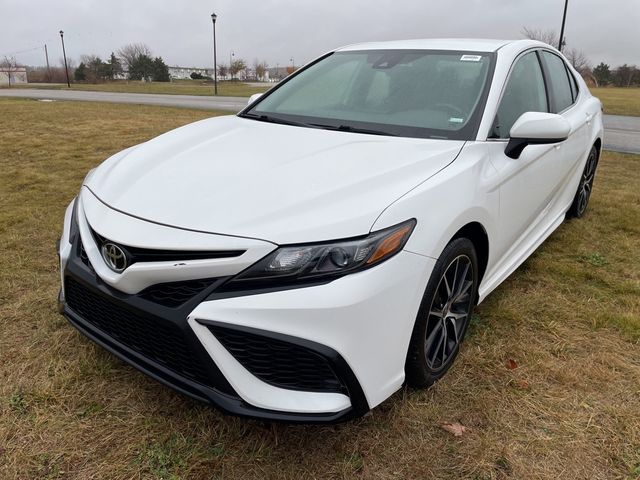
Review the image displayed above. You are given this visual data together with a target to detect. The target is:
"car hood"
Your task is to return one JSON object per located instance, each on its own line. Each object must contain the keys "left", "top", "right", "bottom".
{"left": 85, "top": 115, "right": 464, "bottom": 244}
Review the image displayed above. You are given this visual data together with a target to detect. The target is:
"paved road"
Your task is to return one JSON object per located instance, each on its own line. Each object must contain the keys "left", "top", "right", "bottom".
{"left": 0, "top": 88, "right": 249, "bottom": 112}
{"left": 1, "top": 88, "right": 638, "bottom": 154}
{"left": 601, "top": 115, "right": 640, "bottom": 155}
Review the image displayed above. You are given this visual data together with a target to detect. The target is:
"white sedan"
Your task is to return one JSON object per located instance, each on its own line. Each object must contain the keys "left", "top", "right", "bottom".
{"left": 58, "top": 38, "right": 603, "bottom": 422}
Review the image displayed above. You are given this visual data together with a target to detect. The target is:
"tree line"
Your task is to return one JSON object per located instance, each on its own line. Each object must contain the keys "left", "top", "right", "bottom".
{"left": 20, "top": 42, "right": 271, "bottom": 84}
{"left": 13, "top": 33, "right": 637, "bottom": 87}
{"left": 191, "top": 59, "right": 270, "bottom": 81}
{"left": 592, "top": 63, "right": 639, "bottom": 87}
{"left": 521, "top": 27, "right": 638, "bottom": 88}
{"left": 18, "top": 43, "right": 170, "bottom": 84}
{"left": 74, "top": 43, "right": 169, "bottom": 82}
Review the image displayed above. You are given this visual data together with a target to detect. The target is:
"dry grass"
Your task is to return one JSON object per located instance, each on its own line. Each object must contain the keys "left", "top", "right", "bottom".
{"left": 1, "top": 98, "right": 639, "bottom": 480}
{"left": 0, "top": 80, "right": 270, "bottom": 98}
{"left": 590, "top": 87, "right": 640, "bottom": 117}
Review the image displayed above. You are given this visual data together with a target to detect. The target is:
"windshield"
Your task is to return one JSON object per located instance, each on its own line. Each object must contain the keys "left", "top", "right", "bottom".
{"left": 243, "top": 49, "right": 495, "bottom": 140}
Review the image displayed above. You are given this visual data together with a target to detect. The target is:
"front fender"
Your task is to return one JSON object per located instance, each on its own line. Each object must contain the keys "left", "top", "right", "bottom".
{"left": 372, "top": 142, "right": 499, "bottom": 284}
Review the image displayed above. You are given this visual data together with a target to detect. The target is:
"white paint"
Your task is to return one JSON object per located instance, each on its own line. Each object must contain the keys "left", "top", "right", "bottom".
{"left": 59, "top": 38, "right": 604, "bottom": 416}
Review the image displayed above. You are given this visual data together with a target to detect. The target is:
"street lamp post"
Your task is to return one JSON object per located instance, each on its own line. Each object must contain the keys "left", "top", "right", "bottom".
{"left": 59, "top": 30, "right": 70, "bottom": 88}
{"left": 290, "top": 57, "right": 294, "bottom": 71}
{"left": 211, "top": 13, "right": 218, "bottom": 95}
{"left": 229, "top": 50, "right": 235, "bottom": 79}
{"left": 558, "top": 0, "right": 569, "bottom": 51}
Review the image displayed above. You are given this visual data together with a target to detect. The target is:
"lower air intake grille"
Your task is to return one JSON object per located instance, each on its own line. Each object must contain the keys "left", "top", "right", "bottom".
{"left": 139, "top": 278, "right": 215, "bottom": 308}
{"left": 65, "top": 277, "right": 212, "bottom": 386}
{"left": 207, "top": 325, "right": 346, "bottom": 394}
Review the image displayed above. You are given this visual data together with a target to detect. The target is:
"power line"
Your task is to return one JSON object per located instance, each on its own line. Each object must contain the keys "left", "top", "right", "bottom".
{"left": 0, "top": 45, "right": 45, "bottom": 58}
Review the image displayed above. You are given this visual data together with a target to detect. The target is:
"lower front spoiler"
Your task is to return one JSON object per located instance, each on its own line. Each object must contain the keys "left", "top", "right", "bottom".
{"left": 63, "top": 305, "right": 368, "bottom": 424}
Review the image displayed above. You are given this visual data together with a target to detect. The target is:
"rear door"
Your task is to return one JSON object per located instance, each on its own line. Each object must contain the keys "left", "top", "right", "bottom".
{"left": 538, "top": 50, "right": 589, "bottom": 209}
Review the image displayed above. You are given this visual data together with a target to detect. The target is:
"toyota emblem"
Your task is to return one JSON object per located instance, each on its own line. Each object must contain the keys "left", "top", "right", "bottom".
{"left": 101, "top": 243, "right": 128, "bottom": 272}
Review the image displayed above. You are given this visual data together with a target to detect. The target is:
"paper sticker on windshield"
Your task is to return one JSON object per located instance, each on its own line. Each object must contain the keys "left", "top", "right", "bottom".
{"left": 460, "top": 55, "right": 482, "bottom": 62}
{"left": 449, "top": 117, "right": 464, "bottom": 124}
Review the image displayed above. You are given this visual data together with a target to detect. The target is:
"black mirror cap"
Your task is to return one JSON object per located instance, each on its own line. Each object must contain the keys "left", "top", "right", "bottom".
{"left": 505, "top": 136, "right": 568, "bottom": 159}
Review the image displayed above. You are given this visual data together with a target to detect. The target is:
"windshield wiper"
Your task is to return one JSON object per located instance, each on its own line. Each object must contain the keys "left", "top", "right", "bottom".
{"left": 239, "top": 113, "right": 319, "bottom": 129}
{"left": 312, "top": 124, "right": 397, "bottom": 137}
{"left": 240, "top": 114, "right": 396, "bottom": 136}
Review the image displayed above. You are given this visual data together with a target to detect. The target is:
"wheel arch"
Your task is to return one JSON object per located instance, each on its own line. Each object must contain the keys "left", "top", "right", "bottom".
{"left": 593, "top": 137, "right": 602, "bottom": 156}
{"left": 449, "top": 222, "right": 489, "bottom": 286}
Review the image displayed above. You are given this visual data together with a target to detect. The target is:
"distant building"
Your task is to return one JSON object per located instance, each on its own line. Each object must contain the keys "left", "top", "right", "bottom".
{"left": 0, "top": 66, "right": 28, "bottom": 85}
{"left": 167, "top": 65, "right": 270, "bottom": 83}
{"left": 168, "top": 66, "right": 213, "bottom": 80}
{"left": 244, "top": 68, "right": 270, "bottom": 82}
{"left": 114, "top": 68, "right": 128, "bottom": 80}
{"left": 266, "top": 67, "right": 289, "bottom": 82}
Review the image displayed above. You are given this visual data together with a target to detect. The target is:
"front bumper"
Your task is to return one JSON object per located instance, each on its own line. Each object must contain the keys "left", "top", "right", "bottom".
{"left": 59, "top": 199, "right": 434, "bottom": 422}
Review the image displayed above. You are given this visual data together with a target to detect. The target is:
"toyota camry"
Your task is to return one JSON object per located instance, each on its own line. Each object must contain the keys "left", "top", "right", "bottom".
{"left": 57, "top": 39, "right": 603, "bottom": 422}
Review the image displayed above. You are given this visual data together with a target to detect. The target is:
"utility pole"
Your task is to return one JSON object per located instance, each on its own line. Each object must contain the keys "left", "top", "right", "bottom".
{"left": 558, "top": 0, "right": 569, "bottom": 51}
{"left": 211, "top": 13, "right": 218, "bottom": 95}
{"left": 59, "top": 30, "right": 70, "bottom": 87}
{"left": 44, "top": 44, "right": 51, "bottom": 81}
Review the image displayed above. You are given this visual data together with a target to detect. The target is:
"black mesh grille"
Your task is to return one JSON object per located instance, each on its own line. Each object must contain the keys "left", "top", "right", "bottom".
{"left": 208, "top": 325, "right": 346, "bottom": 394}
{"left": 139, "top": 279, "right": 215, "bottom": 308}
{"left": 79, "top": 242, "right": 93, "bottom": 270}
{"left": 65, "top": 277, "right": 212, "bottom": 386}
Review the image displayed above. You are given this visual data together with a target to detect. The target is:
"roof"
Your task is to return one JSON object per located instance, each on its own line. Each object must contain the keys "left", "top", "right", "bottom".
{"left": 337, "top": 38, "right": 520, "bottom": 53}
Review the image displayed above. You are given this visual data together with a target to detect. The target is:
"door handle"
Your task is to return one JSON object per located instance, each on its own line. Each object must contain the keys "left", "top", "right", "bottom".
{"left": 585, "top": 112, "right": 593, "bottom": 124}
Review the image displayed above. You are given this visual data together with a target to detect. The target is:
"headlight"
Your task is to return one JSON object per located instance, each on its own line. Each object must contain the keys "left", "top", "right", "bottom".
{"left": 225, "top": 219, "right": 416, "bottom": 288}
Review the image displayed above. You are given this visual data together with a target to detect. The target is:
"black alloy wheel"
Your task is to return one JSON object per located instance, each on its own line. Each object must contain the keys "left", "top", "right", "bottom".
{"left": 424, "top": 254, "right": 474, "bottom": 372}
{"left": 568, "top": 146, "right": 599, "bottom": 218}
{"left": 405, "top": 238, "right": 478, "bottom": 388}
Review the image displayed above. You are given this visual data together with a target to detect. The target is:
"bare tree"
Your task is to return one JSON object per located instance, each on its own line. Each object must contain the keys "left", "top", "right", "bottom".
{"left": 0, "top": 56, "right": 20, "bottom": 86}
{"left": 613, "top": 64, "right": 638, "bottom": 87}
{"left": 117, "top": 43, "right": 152, "bottom": 70}
{"left": 521, "top": 27, "right": 558, "bottom": 47}
{"left": 521, "top": 26, "right": 591, "bottom": 75}
{"left": 253, "top": 60, "right": 268, "bottom": 81}
{"left": 229, "top": 58, "right": 246, "bottom": 79}
{"left": 564, "top": 48, "right": 591, "bottom": 75}
{"left": 59, "top": 57, "right": 76, "bottom": 83}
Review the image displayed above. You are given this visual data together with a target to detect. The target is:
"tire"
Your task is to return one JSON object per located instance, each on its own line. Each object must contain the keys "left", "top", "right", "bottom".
{"left": 405, "top": 238, "right": 478, "bottom": 388}
{"left": 567, "top": 146, "right": 599, "bottom": 218}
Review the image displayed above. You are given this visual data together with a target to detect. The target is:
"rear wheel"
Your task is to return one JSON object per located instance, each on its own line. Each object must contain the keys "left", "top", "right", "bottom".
{"left": 568, "top": 146, "right": 599, "bottom": 218}
{"left": 405, "top": 238, "right": 478, "bottom": 388}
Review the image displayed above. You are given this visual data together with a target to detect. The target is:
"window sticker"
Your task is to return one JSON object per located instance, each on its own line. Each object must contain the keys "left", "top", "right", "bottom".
{"left": 460, "top": 55, "right": 482, "bottom": 62}
{"left": 449, "top": 117, "right": 464, "bottom": 124}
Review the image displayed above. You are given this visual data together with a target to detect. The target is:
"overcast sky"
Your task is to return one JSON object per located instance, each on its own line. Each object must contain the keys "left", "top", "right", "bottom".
{"left": 1, "top": 0, "right": 638, "bottom": 70}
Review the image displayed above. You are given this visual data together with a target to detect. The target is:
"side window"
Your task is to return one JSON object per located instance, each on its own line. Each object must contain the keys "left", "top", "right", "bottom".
{"left": 541, "top": 51, "right": 574, "bottom": 112}
{"left": 492, "top": 52, "right": 548, "bottom": 139}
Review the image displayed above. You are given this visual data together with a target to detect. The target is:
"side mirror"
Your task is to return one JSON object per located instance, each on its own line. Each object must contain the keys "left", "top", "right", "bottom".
{"left": 505, "top": 112, "right": 571, "bottom": 159}
{"left": 248, "top": 93, "right": 263, "bottom": 105}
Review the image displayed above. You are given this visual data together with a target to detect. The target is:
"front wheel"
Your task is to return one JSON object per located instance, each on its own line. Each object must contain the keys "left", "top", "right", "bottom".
{"left": 405, "top": 238, "right": 478, "bottom": 388}
{"left": 568, "top": 146, "right": 599, "bottom": 218}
